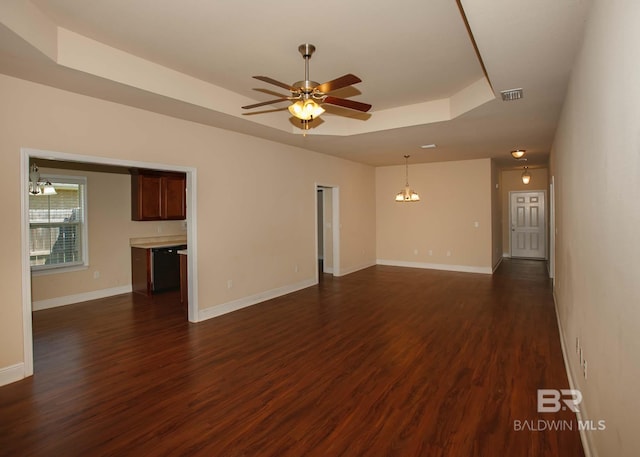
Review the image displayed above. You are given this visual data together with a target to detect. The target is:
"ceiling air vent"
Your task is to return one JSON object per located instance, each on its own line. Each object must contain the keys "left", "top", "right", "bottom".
{"left": 500, "top": 88, "right": 524, "bottom": 101}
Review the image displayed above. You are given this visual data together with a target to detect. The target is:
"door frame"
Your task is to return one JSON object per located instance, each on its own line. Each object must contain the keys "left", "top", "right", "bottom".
{"left": 508, "top": 189, "right": 548, "bottom": 260}
{"left": 549, "top": 177, "right": 556, "bottom": 280}
{"left": 20, "top": 147, "right": 199, "bottom": 378}
{"left": 314, "top": 183, "right": 340, "bottom": 282}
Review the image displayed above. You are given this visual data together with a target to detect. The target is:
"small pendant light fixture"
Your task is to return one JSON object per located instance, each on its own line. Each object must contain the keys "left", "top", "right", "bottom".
{"left": 521, "top": 166, "right": 532, "bottom": 185}
{"left": 395, "top": 155, "right": 420, "bottom": 202}
{"left": 28, "top": 163, "right": 57, "bottom": 195}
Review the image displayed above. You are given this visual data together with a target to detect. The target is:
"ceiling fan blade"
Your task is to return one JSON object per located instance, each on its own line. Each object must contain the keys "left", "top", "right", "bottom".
{"left": 323, "top": 96, "right": 372, "bottom": 113}
{"left": 242, "top": 98, "right": 291, "bottom": 109}
{"left": 315, "top": 74, "right": 362, "bottom": 94}
{"left": 253, "top": 76, "right": 296, "bottom": 91}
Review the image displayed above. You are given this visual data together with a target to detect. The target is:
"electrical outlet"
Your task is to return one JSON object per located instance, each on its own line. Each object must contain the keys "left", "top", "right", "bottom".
{"left": 446, "top": 250, "right": 452, "bottom": 257}
{"left": 576, "top": 337, "right": 580, "bottom": 354}
{"left": 428, "top": 250, "right": 433, "bottom": 256}
{"left": 227, "top": 279, "right": 233, "bottom": 289}
{"left": 583, "top": 360, "right": 588, "bottom": 379}
{"left": 413, "top": 249, "right": 418, "bottom": 256}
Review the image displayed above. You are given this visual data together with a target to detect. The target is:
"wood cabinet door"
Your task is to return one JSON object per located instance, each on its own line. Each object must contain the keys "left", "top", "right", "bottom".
{"left": 132, "top": 173, "right": 163, "bottom": 220}
{"left": 139, "top": 174, "right": 163, "bottom": 220}
{"left": 163, "top": 175, "right": 186, "bottom": 219}
{"left": 131, "top": 170, "right": 186, "bottom": 220}
{"left": 131, "top": 247, "right": 151, "bottom": 295}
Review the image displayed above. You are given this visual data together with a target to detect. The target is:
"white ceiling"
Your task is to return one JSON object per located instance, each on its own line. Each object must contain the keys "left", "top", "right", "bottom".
{"left": 1, "top": 0, "right": 591, "bottom": 168}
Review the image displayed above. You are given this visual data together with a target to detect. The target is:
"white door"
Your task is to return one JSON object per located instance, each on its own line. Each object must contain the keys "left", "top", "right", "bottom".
{"left": 510, "top": 191, "right": 546, "bottom": 259}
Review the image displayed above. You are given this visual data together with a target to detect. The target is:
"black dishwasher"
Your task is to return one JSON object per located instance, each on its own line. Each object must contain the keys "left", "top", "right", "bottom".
{"left": 151, "top": 245, "right": 186, "bottom": 293}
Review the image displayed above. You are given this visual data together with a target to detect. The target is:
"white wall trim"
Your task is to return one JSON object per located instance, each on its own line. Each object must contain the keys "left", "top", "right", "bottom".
{"left": 376, "top": 259, "right": 493, "bottom": 275}
{"left": 32, "top": 285, "right": 133, "bottom": 311}
{"left": 502, "top": 252, "right": 511, "bottom": 258}
{"left": 0, "top": 363, "right": 26, "bottom": 387}
{"left": 20, "top": 152, "right": 33, "bottom": 377}
{"left": 552, "top": 292, "right": 597, "bottom": 457}
{"left": 492, "top": 256, "right": 504, "bottom": 273}
{"left": 198, "top": 278, "right": 316, "bottom": 322}
{"left": 337, "top": 261, "right": 376, "bottom": 277}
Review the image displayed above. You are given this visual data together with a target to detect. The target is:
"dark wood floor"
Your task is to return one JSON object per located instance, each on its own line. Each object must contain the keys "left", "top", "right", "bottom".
{"left": 0, "top": 260, "right": 584, "bottom": 456}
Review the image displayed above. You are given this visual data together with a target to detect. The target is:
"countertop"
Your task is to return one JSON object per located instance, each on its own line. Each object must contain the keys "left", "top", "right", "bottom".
{"left": 131, "top": 241, "right": 187, "bottom": 249}
{"left": 130, "top": 235, "right": 187, "bottom": 249}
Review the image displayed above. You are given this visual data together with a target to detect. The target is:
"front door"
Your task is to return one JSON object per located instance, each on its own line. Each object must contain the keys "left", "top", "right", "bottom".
{"left": 510, "top": 191, "right": 546, "bottom": 259}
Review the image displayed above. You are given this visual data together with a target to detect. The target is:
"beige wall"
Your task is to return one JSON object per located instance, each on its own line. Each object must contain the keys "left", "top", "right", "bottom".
{"left": 376, "top": 158, "right": 493, "bottom": 271}
{"left": 31, "top": 167, "right": 185, "bottom": 304}
{"left": 0, "top": 74, "right": 376, "bottom": 371}
{"left": 500, "top": 168, "right": 549, "bottom": 255}
{"left": 551, "top": 1, "right": 640, "bottom": 456}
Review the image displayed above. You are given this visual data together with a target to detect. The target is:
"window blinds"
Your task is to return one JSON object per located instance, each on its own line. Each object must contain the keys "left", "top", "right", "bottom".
{"left": 29, "top": 180, "right": 86, "bottom": 269}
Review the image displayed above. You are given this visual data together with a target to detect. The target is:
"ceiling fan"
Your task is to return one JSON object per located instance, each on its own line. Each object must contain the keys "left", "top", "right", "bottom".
{"left": 241, "top": 43, "right": 372, "bottom": 129}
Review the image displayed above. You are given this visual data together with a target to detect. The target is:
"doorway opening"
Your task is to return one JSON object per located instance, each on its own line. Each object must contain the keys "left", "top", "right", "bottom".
{"left": 315, "top": 184, "right": 340, "bottom": 283}
{"left": 20, "top": 148, "right": 199, "bottom": 378}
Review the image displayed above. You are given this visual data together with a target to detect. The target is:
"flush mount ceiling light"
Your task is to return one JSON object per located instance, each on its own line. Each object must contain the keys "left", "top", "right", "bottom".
{"left": 395, "top": 155, "right": 420, "bottom": 202}
{"left": 511, "top": 149, "right": 526, "bottom": 159}
{"left": 521, "top": 166, "right": 532, "bottom": 185}
{"left": 28, "top": 163, "right": 57, "bottom": 196}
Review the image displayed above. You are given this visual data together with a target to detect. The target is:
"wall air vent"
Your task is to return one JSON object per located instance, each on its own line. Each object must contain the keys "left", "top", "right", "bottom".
{"left": 500, "top": 88, "right": 524, "bottom": 101}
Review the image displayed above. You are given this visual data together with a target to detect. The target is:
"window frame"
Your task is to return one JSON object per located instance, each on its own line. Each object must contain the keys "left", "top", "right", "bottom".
{"left": 29, "top": 174, "right": 89, "bottom": 275}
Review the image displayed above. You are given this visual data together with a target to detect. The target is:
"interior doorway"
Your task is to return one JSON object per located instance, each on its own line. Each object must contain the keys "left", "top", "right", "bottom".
{"left": 20, "top": 147, "right": 199, "bottom": 378}
{"left": 315, "top": 184, "right": 340, "bottom": 282}
{"left": 509, "top": 190, "right": 547, "bottom": 259}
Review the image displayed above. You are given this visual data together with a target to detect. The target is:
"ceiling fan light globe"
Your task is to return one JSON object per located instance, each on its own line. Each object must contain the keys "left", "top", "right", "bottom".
{"left": 288, "top": 99, "right": 324, "bottom": 120}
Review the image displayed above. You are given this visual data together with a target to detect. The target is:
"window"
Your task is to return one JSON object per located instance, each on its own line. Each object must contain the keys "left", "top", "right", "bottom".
{"left": 29, "top": 176, "right": 88, "bottom": 272}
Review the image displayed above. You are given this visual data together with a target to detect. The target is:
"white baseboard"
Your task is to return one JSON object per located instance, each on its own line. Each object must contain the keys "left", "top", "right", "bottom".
{"left": 503, "top": 252, "right": 511, "bottom": 258}
{"left": 336, "top": 261, "right": 376, "bottom": 277}
{"left": 553, "top": 291, "right": 596, "bottom": 457}
{"left": 0, "top": 363, "right": 25, "bottom": 387}
{"left": 198, "top": 278, "right": 317, "bottom": 322}
{"left": 492, "top": 256, "right": 504, "bottom": 273}
{"left": 376, "top": 259, "right": 492, "bottom": 275}
{"left": 32, "top": 285, "right": 133, "bottom": 311}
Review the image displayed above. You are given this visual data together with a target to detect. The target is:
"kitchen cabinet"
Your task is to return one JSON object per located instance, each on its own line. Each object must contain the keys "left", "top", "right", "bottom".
{"left": 131, "top": 247, "right": 152, "bottom": 295}
{"left": 131, "top": 170, "right": 186, "bottom": 221}
{"left": 131, "top": 244, "right": 185, "bottom": 296}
